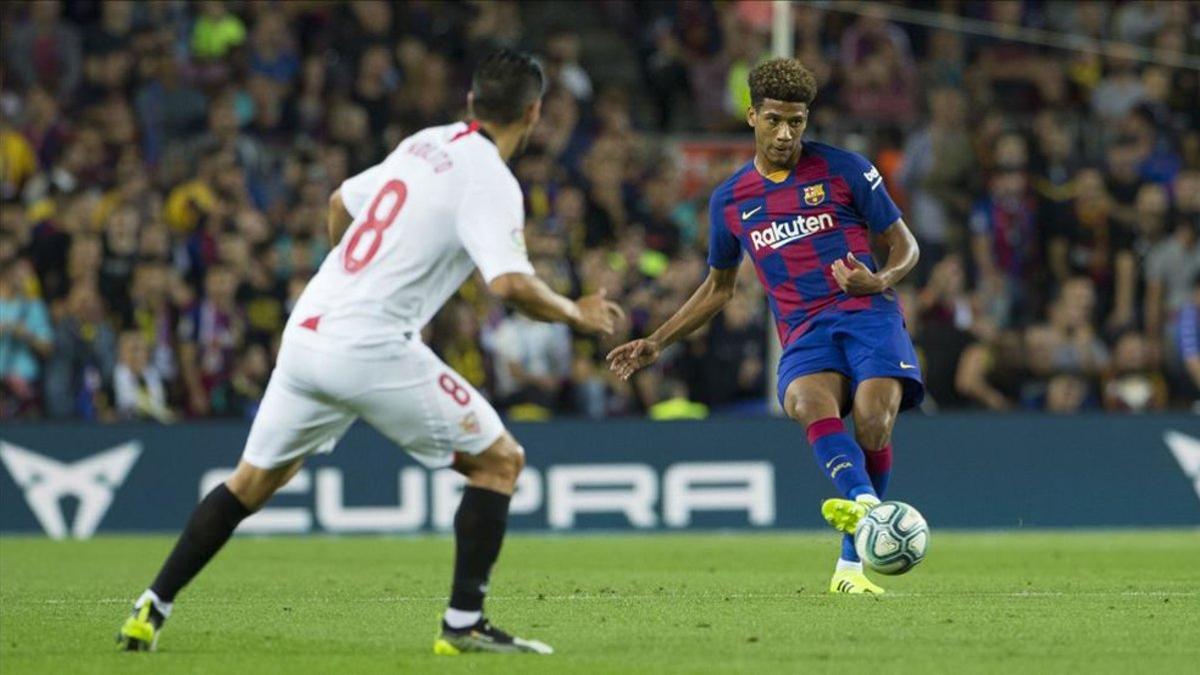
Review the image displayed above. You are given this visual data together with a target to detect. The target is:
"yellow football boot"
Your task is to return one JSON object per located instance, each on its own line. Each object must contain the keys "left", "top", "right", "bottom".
{"left": 117, "top": 599, "right": 165, "bottom": 651}
{"left": 821, "top": 495, "right": 880, "bottom": 534}
{"left": 830, "top": 568, "right": 886, "bottom": 594}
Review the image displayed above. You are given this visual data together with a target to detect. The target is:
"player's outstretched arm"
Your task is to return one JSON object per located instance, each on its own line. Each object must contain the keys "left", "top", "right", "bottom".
{"left": 606, "top": 266, "right": 738, "bottom": 380}
{"left": 489, "top": 272, "right": 624, "bottom": 335}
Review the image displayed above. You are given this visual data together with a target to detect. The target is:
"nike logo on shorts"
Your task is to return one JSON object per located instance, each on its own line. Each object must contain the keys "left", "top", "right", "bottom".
{"left": 900, "top": 361, "right": 917, "bottom": 369}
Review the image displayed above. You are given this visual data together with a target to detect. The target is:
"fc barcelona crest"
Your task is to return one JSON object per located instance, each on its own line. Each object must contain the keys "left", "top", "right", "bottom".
{"left": 803, "top": 183, "right": 826, "bottom": 206}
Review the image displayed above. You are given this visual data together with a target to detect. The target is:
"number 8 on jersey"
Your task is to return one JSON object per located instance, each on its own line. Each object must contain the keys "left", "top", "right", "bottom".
{"left": 343, "top": 179, "right": 408, "bottom": 274}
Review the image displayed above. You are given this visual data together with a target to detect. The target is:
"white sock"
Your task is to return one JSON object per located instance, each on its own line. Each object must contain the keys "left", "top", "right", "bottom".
{"left": 443, "top": 607, "right": 482, "bottom": 629}
{"left": 855, "top": 494, "right": 880, "bottom": 507}
{"left": 136, "top": 589, "right": 173, "bottom": 618}
{"left": 836, "top": 558, "right": 863, "bottom": 573}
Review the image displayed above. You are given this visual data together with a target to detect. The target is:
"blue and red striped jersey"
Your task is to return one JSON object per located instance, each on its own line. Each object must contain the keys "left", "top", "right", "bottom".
{"left": 708, "top": 141, "right": 904, "bottom": 347}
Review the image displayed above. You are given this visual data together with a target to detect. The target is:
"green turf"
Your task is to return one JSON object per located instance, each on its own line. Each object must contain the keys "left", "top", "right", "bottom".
{"left": 1, "top": 531, "right": 1198, "bottom": 674}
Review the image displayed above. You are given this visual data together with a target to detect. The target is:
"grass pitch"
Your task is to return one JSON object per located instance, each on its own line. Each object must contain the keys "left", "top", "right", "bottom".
{"left": 1, "top": 531, "right": 1197, "bottom": 674}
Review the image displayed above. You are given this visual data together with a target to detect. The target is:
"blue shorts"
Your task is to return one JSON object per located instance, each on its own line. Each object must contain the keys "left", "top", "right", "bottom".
{"left": 776, "top": 309, "right": 925, "bottom": 413}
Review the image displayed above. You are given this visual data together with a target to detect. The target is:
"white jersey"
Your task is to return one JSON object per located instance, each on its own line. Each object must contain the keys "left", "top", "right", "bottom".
{"left": 286, "top": 121, "right": 533, "bottom": 352}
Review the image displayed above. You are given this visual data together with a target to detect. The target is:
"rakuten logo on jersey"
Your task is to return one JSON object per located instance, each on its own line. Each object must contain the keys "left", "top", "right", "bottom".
{"left": 750, "top": 213, "right": 835, "bottom": 251}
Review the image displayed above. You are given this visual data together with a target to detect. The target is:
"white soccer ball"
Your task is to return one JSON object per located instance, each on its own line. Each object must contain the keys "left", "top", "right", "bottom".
{"left": 853, "top": 501, "right": 929, "bottom": 575}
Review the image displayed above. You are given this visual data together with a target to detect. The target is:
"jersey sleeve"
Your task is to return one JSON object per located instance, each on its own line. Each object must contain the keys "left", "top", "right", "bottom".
{"left": 706, "top": 189, "right": 742, "bottom": 269}
{"left": 456, "top": 168, "right": 535, "bottom": 284}
{"left": 846, "top": 153, "right": 903, "bottom": 233}
{"left": 338, "top": 164, "right": 386, "bottom": 219}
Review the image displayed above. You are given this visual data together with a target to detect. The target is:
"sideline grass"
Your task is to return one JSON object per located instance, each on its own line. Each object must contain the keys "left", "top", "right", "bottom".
{"left": 1, "top": 531, "right": 1197, "bottom": 674}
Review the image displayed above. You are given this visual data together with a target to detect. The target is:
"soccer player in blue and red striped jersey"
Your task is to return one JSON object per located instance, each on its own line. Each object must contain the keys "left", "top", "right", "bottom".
{"left": 608, "top": 58, "right": 922, "bottom": 594}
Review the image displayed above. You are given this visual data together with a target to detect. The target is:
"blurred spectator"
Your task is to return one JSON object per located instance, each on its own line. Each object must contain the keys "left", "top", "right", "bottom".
{"left": 648, "top": 376, "right": 709, "bottom": 420}
{"left": 113, "top": 330, "right": 174, "bottom": 422}
{"left": 353, "top": 44, "right": 399, "bottom": 137}
{"left": 44, "top": 282, "right": 117, "bottom": 419}
{"left": 969, "top": 133, "right": 1041, "bottom": 327}
{"left": 99, "top": 205, "right": 141, "bottom": 320}
{"left": 1104, "top": 139, "right": 1145, "bottom": 231}
{"left": 177, "top": 265, "right": 245, "bottom": 417}
{"left": 0, "top": 256, "right": 54, "bottom": 418}
{"left": 639, "top": 169, "right": 688, "bottom": 255}
{"left": 0, "top": 112, "right": 38, "bottom": 200}
{"left": 134, "top": 53, "right": 208, "bottom": 167}
{"left": 900, "top": 87, "right": 974, "bottom": 277}
{"left": 1102, "top": 331, "right": 1168, "bottom": 412}
{"left": 1177, "top": 276, "right": 1200, "bottom": 403}
{"left": 21, "top": 86, "right": 69, "bottom": 170}
{"left": 915, "top": 255, "right": 991, "bottom": 408}
{"left": 248, "top": 10, "right": 299, "bottom": 85}
{"left": 955, "top": 330, "right": 1027, "bottom": 411}
{"left": 1091, "top": 52, "right": 1145, "bottom": 125}
{"left": 1032, "top": 277, "right": 1112, "bottom": 379}
{"left": 642, "top": 19, "right": 693, "bottom": 130}
{"left": 485, "top": 260, "right": 573, "bottom": 418}
{"left": 545, "top": 31, "right": 593, "bottom": 102}
{"left": 838, "top": 15, "right": 918, "bottom": 127}
{"left": 125, "top": 261, "right": 183, "bottom": 383}
{"left": 1047, "top": 168, "right": 1137, "bottom": 330}
{"left": 1044, "top": 374, "right": 1091, "bottom": 414}
{"left": 1144, "top": 216, "right": 1200, "bottom": 350}
{"left": 191, "top": 1, "right": 246, "bottom": 62}
{"left": 240, "top": 247, "right": 286, "bottom": 349}
{"left": 723, "top": 19, "right": 768, "bottom": 119}
{"left": 6, "top": 0, "right": 82, "bottom": 101}
{"left": 687, "top": 290, "right": 766, "bottom": 410}
{"left": 229, "top": 343, "right": 270, "bottom": 419}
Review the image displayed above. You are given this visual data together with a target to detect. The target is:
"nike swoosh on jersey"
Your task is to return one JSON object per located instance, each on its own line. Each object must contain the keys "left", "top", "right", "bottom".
{"left": 741, "top": 206, "right": 763, "bottom": 220}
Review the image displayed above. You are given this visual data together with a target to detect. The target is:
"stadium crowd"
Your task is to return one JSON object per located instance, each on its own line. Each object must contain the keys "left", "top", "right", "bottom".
{"left": 1, "top": 0, "right": 1198, "bottom": 422}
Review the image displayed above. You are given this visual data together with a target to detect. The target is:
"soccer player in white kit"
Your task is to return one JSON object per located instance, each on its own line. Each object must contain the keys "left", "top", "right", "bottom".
{"left": 118, "top": 50, "right": 622, "bottom": 656}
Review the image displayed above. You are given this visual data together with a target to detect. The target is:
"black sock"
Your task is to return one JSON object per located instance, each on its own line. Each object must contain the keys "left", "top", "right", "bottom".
{"left": 150, "top": 484, "right": 252, "bottom": 602}
{"left": 449, "top": 486, "right": 511, "bottom": 613}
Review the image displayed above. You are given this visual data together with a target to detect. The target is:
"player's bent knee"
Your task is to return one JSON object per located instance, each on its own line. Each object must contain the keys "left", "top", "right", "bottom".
{"left": 854, "top": 410, "right": 896, "bottom": 451}
{"left": 489, "top": 438, "right": 525, "bottom": 486}
{"left": 783, "top": 376, "right": 847, "bottom": 426}
{"left": 226, "top": 459, "right": 300, "bottom": 511}
{"left": 461, "top": 433, "right": 524, "bottom": 491}
{"left": 785, "top": 392, "right": 837, "bottom": 427}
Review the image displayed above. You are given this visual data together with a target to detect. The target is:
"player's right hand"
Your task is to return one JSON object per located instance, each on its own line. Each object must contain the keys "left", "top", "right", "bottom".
{"left": 573, "top": 288, "right": 625, "bottom": 335}
{"left": 605, "top": 338, "right": 661, "bottom": 380}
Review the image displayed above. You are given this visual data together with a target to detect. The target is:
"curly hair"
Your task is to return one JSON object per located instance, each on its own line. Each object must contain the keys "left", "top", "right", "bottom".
{"left": 748, "top": 58, "right": 818, "bottom": 107}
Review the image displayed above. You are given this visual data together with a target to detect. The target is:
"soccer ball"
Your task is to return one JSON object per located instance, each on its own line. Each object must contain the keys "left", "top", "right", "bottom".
{"left": 853, "top": 501, "right": 929, "bottom": 575}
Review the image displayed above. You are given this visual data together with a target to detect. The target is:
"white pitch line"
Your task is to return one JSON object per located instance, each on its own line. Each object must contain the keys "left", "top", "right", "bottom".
{"left": 22, "top": 590, "right": 1199, "bottom": 605}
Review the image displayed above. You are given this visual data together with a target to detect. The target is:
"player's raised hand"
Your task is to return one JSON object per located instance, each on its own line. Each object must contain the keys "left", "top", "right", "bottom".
{"left": 573, "top": 288, "right": 625, "bottom": 335}
{"left": 605, "top": 338, "right": 661, "bottom": 380}
{"left": 831, "top": 252, "right": 884, "bottom": 296}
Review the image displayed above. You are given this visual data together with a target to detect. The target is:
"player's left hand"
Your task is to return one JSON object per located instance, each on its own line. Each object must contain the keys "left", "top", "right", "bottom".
{"left": 831, "top": 253, "right": 884, "bottom": 296}
{"left": 605, "top": 338, "right": 661, "bottom": 380}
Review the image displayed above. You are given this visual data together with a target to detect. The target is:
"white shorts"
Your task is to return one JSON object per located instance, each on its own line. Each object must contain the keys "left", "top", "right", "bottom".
{"left": 242, "top": 335, "right": 506, "bottom": 470}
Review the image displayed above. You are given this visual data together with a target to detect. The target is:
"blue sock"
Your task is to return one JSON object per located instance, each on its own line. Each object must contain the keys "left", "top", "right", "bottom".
{"left": 841, "top": 443, "right": 894, "bottom": 562}
{"left": 840, "top": 532, "right": 859, "bottom": 563}
{"left": 807, "top": 417, "right": 876, "bottom": 501}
